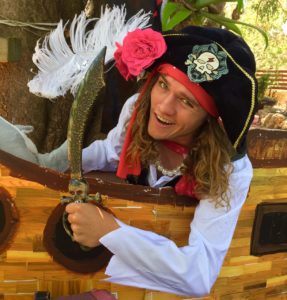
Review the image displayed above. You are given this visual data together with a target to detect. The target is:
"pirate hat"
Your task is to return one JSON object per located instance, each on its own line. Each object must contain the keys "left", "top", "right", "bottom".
{"left": 115, "top": 26, "right": 258, "bottom": 154}
{"left": 158, "top": 26, "right": 258, "bottom": 153}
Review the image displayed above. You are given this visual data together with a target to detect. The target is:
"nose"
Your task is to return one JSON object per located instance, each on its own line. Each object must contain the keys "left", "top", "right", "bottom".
{"left": 158, "top": 93, "right": 176, "bottom": 116}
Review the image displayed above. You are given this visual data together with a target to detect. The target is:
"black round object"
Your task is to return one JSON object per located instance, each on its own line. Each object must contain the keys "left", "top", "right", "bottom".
{"left": 34, "top": 291, "right": 50, "bottom": 300}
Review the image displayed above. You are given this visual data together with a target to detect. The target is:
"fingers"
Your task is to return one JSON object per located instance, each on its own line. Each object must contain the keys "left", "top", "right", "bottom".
{"left": 63, "top": 202, "right": 114, "bottom": 248}
{"left": 67, "top": 211, "right": 78, "bottom": 224}
{"left": 65, "top": 202, "right": 96, "bottom": 214}
{"left": 71, "top": 225, "right": 100, "bottom": 248}
{"left": 69, "top": 220, "right": 90, "bottom": 246}
{"left": 71, "top": 230, "right": 86, "bottom": 245}
{"left": 65, "top": 203, "right": 95, "bottom": 224}
{"left": 70, "top": 222, "right": 80, "bottom": 234}
{"left": 65, "top": 202, "right": 81, "bottom": 214}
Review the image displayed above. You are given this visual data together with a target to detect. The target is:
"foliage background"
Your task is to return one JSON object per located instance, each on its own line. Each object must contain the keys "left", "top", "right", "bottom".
{"left": 226, "top": 0, "right": 287, "bottom": 70}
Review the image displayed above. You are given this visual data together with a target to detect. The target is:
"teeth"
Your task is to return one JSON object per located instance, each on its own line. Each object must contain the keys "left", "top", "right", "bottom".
{"left": 156, "top": 114, "right": 174, "bottom": 125}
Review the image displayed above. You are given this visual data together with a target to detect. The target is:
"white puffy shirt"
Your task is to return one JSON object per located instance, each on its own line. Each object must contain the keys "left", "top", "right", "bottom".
{"left": 82, "top": 94, "right": 253, "bottom": 297}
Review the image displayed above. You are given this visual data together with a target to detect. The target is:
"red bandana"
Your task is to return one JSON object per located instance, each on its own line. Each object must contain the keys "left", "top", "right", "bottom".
{"left": 157, "top": 64, "right": 218, "bottom": 118}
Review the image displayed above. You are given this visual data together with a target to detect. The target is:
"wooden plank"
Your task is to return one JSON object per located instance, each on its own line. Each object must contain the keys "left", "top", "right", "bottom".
{"left": 256, "top": 69, "right": 287, "bottom": 90}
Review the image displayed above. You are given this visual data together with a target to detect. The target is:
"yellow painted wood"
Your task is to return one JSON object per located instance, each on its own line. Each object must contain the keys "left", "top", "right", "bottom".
{"left": 267, "top": 274, "right": 287, "bottom": 288}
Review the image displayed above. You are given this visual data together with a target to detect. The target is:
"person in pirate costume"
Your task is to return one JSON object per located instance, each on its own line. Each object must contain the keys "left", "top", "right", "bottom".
{"left": 0, "top": 8, "right": 257, "bottom": 297}
{"left": 63, "top": 26, "right": 258, "bottom": 297}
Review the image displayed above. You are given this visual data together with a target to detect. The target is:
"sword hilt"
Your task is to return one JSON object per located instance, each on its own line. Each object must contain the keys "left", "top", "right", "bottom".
{"left": 61, "top": 178, "right": 103, "bottom": 251}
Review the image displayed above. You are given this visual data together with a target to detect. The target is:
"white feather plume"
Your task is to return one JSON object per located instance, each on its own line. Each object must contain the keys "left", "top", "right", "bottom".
{"left": 28, "top": 6, "right": 151, "bottom": 99}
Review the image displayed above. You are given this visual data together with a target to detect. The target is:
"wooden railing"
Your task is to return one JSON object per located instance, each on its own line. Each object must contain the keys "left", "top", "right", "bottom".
{"left": 256, "top": 69, "right": 287, "bottom": 91}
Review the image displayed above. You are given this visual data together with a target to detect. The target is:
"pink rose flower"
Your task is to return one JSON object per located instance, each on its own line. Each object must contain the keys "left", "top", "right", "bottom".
{"left": 114, "top": 28, "right": 167, "bottom": 80}
{"left": 114, "top": 43, "right": 132, "bottom": 80}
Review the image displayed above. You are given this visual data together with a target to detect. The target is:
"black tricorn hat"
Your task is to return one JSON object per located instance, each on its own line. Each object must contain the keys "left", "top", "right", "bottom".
{"left": 155, "top": 26, "right": 258, "bottom": 154}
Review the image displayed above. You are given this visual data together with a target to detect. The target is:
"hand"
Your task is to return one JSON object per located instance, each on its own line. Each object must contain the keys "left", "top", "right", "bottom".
{"left": 65, "top": 202, "right": 119, "bottom": 248}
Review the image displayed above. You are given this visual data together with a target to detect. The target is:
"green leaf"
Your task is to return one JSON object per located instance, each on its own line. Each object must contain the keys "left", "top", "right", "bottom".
{"left": 201, "top": 11, "right": 269, "bottom": 48}
{"left": 236, "top": 0, "right": 244, "bottom": 13}
{"left": 200, "top": 12, "right": 242, "bottom": 35}
{"left": 194, "top": 0, "right": 238, "bottom": 9}
{"left": 162, "top": 2, "right": 193, "bottom": 31}
{"left": 164, "top": 9, "right": 193, "bottom": 31}
{"left": 192, "top": 13, "right": 205, "bottom": 26}
{"left": 221, "top": 21, "right": 242, "bottom": 35}
{"left": 161, "top": 2, "right": 180, "bottom": 31}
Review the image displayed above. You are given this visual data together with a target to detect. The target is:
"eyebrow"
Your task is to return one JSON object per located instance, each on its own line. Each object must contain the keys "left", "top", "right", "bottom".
{"left": 159, "top": 74, "right": 200, "bottom": 107}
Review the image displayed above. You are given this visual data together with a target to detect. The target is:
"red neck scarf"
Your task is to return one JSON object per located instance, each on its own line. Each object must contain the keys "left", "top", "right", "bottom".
{"left": 162, "top": 140, "right": 189, "bottom": 155}
{"left": 116, "top": 119, "right": 198, "bottom": 199}
{"left": 117, "top": 130, "right": 198, "bottom": 198}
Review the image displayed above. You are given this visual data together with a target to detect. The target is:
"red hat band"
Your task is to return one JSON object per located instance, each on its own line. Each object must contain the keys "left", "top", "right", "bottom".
{"left": 157, "top": 64, "right": 219, "bottom": 118}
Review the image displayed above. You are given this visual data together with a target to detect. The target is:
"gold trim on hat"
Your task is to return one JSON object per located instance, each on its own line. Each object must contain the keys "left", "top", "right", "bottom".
{"left": 215, "top": 42, "right": 256, "bottom": 149}
{"left": 163, "top": 33, "right": 189, "bottom": 38}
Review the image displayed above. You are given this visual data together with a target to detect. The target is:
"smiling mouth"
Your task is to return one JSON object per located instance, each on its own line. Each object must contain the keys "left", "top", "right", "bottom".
{"left": 155, "top": 113, "right": 175, "bottom": 125}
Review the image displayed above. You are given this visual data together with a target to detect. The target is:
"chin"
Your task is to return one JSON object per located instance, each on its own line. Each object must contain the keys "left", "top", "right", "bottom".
{"left": 148, "top": 119, "right": 172, "bottom": 141}
{"left": 148, "top": 131, "right": 158, "bottom": 140}
{"left": 148, "top": 127, "right": 162, "bottom": 141}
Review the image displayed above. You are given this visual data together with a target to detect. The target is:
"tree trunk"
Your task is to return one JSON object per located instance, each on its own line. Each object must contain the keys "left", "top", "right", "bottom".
{"left": 0, "top": 0, "right": 83, "bottom": 152}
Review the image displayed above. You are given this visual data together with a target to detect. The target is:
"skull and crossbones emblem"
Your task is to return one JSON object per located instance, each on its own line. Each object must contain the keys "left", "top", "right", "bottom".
{"left": 185, "top": 43, "right": 228, "bottom": 83}
{"left": 194, "top": 52, "right": 219, "bottom": 75}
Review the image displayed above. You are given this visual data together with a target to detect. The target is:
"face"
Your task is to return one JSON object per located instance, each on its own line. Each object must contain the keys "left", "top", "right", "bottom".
{"left": 148, "top": 74, "right": 208, "bottom": 146}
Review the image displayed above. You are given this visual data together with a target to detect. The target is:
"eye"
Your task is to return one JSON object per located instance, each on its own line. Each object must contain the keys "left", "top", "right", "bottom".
{"left": 180, "top": 98, "right": 194, "bottom": 108}
{"left": 158, "top": 79, "right": 168, "bottom": 89}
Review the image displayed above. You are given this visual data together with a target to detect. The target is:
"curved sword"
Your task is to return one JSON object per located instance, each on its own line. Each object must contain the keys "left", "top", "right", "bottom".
{"left": 61, "top": 47, "right": 107, "bottom": 245}
{"left": 68, "top": 47, "right": 106, "bottom": 184}
{"left": 64, "top": 47, "right": 106, "bottom": 201}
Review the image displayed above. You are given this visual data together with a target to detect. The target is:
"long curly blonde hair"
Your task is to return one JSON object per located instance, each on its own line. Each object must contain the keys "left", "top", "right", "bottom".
{"left": 126, "top": 72, "right": 235, "bottom": 207}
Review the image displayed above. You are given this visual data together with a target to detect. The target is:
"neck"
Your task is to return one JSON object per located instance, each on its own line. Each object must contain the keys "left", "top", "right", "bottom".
{"left": 162, "top": 140, "right": 189, "bottom": 155}
{"left": 156, "top": 141, "right": 186, "bottom": 171}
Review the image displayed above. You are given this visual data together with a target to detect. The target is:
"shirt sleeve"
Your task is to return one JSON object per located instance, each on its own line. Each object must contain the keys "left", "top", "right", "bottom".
{"left": 82, "top": 94, "right": 138, "bottom": 173}
{"left": 99, "top": 155, "right": 253, "bottom": 297}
